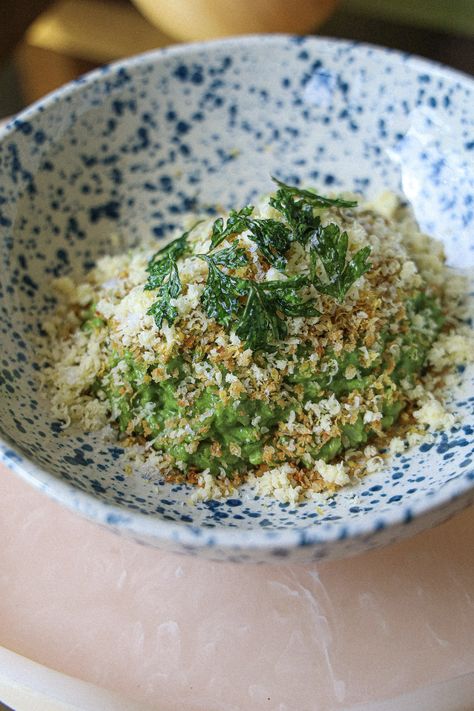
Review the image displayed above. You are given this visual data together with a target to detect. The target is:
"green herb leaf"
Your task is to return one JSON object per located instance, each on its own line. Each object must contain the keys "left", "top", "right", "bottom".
{"left": 269, "top": 188, "right": 321, "bottom": 247}
{"left": 234, "top": 278, "right": 320, "bottom": 351}
{"left": 147, "top": 292, "right": 177, "bottom": 330}
{"left": 145, "top": 224, "right": 196, "bottom": 283}
{"left": 210, "top": 207, "right": 291, "bottom": 269}
{"left": 146, "top": 261, "right": 182, "bottom": 329}
{"left": 210, "top": 205, "right": 254, "bottom": 249}
{"left": 235, "top": 285, "right": 286, "bottom": 352}
{"left": 271, "top": 177, "right": 358, "bottom": 209}
{"left": 258, "top": 275, "right": 308, "bottom": 292}
{"left": 310, "top": 223, "right": 371, "bottom": 302}
{"left": 262, "top": 279, "right": 320, "bottom": 318}
{"left": 144, "top": 252, "right": 175, "bottom": 292}
{"left": 210, "top": 244, "right": 249, "bottom": 269}
{"left": 274, "top": 290, "right": 319, "bottom": 318}
{"left": 144, "top": 223, "right": 202, "bottom": 327}
{"left": 246, "top": 218, "right": 291, "bottom": 269}
{"left": 199, "top": 256, "right": 248, "bottom": 327}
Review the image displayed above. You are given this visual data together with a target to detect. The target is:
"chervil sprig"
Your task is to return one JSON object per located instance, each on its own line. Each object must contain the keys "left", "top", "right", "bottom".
{"left": 235, "top": 284, "right": 284, "bottom": 351}
{"left": 271, "top": 177, "right": 358, "bottom": 209}
{"left": 210, "top": 206, "right": 254, "bottom": 249}
{"left": 144, "top": 222, "right": 202, "bottom": 327}
{"left": 208, "top": 244, "right": 249, "bottom": 269}
{"left": 198, "top": 248, "right": 248, "bottom": 328}
{"left": 198, "top": 264, "right": 319, "bottom": 351}
{"left": 196, "top": 237, "right": 320, "bottom": 349}
{"left": 210, "top": 204, "right": 291, "bottom": 269}
{"left": 145, "top": 262, "right": 181, "bottom": 329}
{"left": 269, "top": 188, "right": 322, "bottom": 247}
{"left": 260, "top": 276, "right": 320, "bottom": 319}
{"left": 309, "top": 222, "right": 372, "bottom": 302}
{"left": 144, "top": 178, "right": 371, "bottom": 350}
{"left": 235, "top": 277, "right": 320, "bottom": 351}
{"left": 245, "top": 218, "right": 291, "bottom": 269}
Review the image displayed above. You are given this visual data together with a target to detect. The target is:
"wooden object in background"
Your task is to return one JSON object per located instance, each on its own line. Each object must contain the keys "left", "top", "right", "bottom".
{"left": 25, "top": 0, "right": 172, "bottom": 64}
{"left": 14, "top": 43, "right": 96, "bottom": 105}
{"left": 14, "top": 0, "right": 172, "bottom": 105}
{"left": 131, "top": 0, "right": 339, "bottom": 42}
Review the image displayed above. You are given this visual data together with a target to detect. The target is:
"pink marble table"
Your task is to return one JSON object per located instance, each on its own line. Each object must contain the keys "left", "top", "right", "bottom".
{"left": 1, "top": 462, "right": 473, "bottom": 710}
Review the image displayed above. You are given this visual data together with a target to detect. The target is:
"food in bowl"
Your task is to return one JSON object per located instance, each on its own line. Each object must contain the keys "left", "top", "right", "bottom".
{"left": 44, "top": 178, "right": 471, "bottom": 502}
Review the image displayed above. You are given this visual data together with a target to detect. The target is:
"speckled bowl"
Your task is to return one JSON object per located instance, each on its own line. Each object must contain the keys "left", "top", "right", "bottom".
{"left": 1, "top": 36, "right": 473, "bottom": 563}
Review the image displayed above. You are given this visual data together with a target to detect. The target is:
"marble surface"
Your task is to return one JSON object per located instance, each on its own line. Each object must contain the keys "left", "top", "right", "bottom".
{"left": 1, "top": 462, "right": 473, "bottom": 710}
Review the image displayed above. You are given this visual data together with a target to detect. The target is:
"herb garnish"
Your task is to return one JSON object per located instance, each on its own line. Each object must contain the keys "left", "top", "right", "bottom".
{"left": 145, "top": 179, "right": 371, "bottom": 350}
{"left": 207, "top": 243, "right": 248, "bottom": 269}
{"left": 310, "top": 223, "right": 372, "bottom": 303}
{"left": 198, "top": 247, "right": 317, "bottom": 350}
{"left": 235, "top": 285, "right": 283, "bottom": 351}
{"left": 199, "top": 255, "right": 248, "bottom": 328}
{"left": 210, "top": 203, "right": 291, "bottom": 268}
{"left": 236, "top": 277, "right": 320, "bottom": 351}
{"left": 144, "top": 250, "right": 182, "bottom": 330}
{"left": 270, "top": 187, "right": 322, "bottom": 247}
{"left": 210, "top": 206, "right": 254, "bottom": 249}
{"left": 144, "top": 222, "right": 201, "bottom": 328}
{"left": 246, "top": 218, "right": 291, "bottom": 269}
{"left": 271, "top": 177, "right": 358, "bottom": 210}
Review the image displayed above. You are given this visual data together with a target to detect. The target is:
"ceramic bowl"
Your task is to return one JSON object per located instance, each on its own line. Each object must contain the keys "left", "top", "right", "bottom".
{"left": 1, "top": 36, "right": 473, "bottom": 563}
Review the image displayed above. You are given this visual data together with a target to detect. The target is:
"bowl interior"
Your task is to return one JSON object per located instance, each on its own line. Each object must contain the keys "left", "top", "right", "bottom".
{"left": 0, "top": 36, "right": 473, "bottom": 550}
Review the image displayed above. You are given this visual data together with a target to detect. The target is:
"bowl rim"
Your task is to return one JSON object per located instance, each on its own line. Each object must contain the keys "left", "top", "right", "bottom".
{"left": 1, "top": 33, "right": 473, "bottom": 553}
{"left": 2, "top": 32, "right": 473, "bottom": 142}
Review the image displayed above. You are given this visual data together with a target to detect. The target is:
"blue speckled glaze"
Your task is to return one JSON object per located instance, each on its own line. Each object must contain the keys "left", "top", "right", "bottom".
{"left": 0, "top": 35, "right": 473, "bottom": 563}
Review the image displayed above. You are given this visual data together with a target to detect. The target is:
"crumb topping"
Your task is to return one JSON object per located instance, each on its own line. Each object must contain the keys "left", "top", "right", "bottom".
{"left": 43, "top": 188, "right": 472, "bottom": 502}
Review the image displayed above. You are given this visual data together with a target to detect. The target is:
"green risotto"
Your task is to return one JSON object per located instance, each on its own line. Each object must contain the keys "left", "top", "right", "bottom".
{"left": 94, "top": 292, "right": 442, "bottom": 477}
{"left": 46, "top": 180, "right": 457, "bottom": 501}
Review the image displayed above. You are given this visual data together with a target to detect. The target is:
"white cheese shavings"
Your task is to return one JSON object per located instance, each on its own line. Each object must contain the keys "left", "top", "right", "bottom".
{"left": 413, "top": 394, "right": 456, "bottom": 430}
{"left": 428, "top": 331, "right": 474, "bottom": 371}
{"left": 315, "top": 460, "right": 350, "bottom": 486}
{"left": 248, "top": 464, "right": 302, "bottom": 504}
